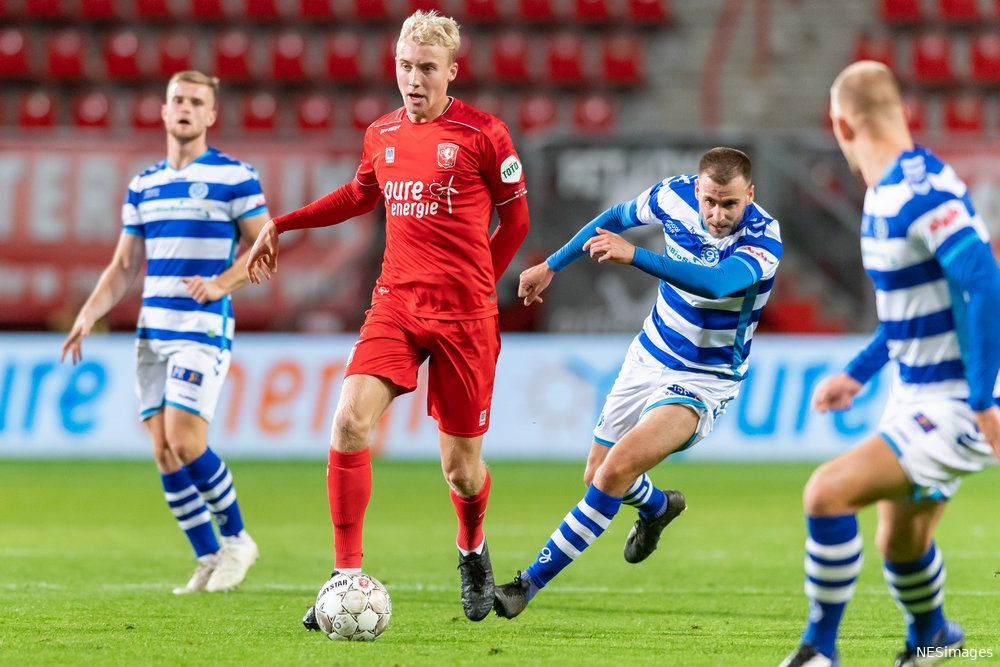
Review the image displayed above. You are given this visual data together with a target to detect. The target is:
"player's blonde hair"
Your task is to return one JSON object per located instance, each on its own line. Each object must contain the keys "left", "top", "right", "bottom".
{"left": 830, "top": 60, "right": 905, "bottom": 129}
{"left": 397, "top": 10, "right": 461, "bottom": 64}
{"left": 166, "top": 70, "right": 221, "bottom": 104}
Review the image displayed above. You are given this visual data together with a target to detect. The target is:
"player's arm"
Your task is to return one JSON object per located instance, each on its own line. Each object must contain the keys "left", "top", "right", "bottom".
{"left": 246, "top": 179, "right": 382, "bottom": 284}
{"left": 813, "top": 325, "right": 889, "bottom": 413}
{"left": 61, "top": 231, "right": 145, "bottom": 364}
{"left": 184, "top": 211, "right": 270, "bottom": 303}
{"left": 518, "top": 202, "right": 636, "bottom": 305}
{"left": 489, "top": 195, "right": 530, "bottom": 282}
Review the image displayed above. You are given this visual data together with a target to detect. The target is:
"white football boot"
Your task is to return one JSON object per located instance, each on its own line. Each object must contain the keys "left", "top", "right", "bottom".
{"left": 205, "top": 532, "right": 259, "bottom": 592}
{"left": 172, "top": 553, "right": 219, "bottom": 595}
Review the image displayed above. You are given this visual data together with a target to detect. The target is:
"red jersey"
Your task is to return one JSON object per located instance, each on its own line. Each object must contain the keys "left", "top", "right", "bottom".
{"left": 355, "top": 98, "right": 527, "bottom": 320}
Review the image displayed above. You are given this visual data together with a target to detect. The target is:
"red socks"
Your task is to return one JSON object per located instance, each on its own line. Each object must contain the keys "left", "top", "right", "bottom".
{"left": 450, "top": 470, "right": 491, "bottom": 552}
{"left": 327, "top": 448, "right": 372, "bottom": 570}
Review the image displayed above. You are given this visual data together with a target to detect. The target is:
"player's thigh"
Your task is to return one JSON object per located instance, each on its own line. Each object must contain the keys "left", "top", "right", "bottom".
{"left": 163, "top": 344, "right": 230, "bottom": 424}
{"left": 163, "top": 404, "right": 209, "bottom": 464}
{"left": 593, "top": 338, "right": 664, "bottom": 447}
{"left": 345, "top": 305, "right": 426, "bottom": 396}
{"left": 804, "top": 433, "right": 911, "bottom": 515}
{"left": 426, "top": 316, "right": 500, "bottom": 439}
{"left": 594, "top": 404, "right": 699, "bottom": 495}
{"left": 583, "top": 441, "right": 610, "bottom": 486}
{"left": 875, "top": 498, "right": 947, "bottom": 561}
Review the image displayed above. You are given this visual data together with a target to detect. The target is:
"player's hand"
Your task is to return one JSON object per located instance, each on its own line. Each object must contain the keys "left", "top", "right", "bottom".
{"left": 973, "top": 406, "right": 1000, "bottom": 461}
{"left": 812, "top": 372, "right": 864, "bottom": 413}
{"left": 583, "top": 227, "right": 635, "bottom": 265}
{"left": 182, "top": 276, "right": 226, "bottom": 304}
{"left": 60, "top": 312, "right": 93, "bottom": 365}
{"left": 246, "top": 220, "right": 279, "bottom": 284}
{"left": 518, "top": 262, "right": 554, "bottom": 306}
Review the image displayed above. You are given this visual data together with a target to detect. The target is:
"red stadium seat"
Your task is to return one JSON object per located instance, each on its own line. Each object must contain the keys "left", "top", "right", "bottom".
{"left": 902, "top": 93, "right": 926, "bottom": 134}
{"left": 970, "top": 32, "right": 1000, "bottom": 85}
{"left": 468, "top": 92, "right": 503, "bottom": 118}
{"left": 137, "top": 0, "right": 172, "bottom": 21}
{"left": 408, "top": 0, "right": 445, "bottom": 12}
{"left": 602, "top": 34, "right": 643, "bottom": 86}
{"left": 73, "top": 91, "right": 112, "bottom": 129}
{"left": 519, "top": 0, "right": 555, "bottom": 22}
{"left": 351, "top": 0, "right": 389, "bottom": 20}
{"left": 245, "top": 0, "right": 280, "bottom": 21}
{"left": 296, "top": 93, "right": 334, "bottom": 130}
{"left": 518, "top": 93, "right": 557, "bottom": 133}
{"left": 271, "top": 31, "right": 307, "bottom": 81}
{"left": 851, "top": 33, "right": 896, "bottom": 70}
{"left": 158, "top": 32, "right": 193, "bottom": 79}
{"left": 380, "top": 33, "right": 397, "bottom": 83}
{"left": 491, "top": 32, "right": 530, "bottom": 83}
{"left": 937, "top": 0, "right": 979, "bottom": 22}
{"left": 0, "top": 28, "right": 30, "bottom": 79}
{"left": 575, "top": 0, "right": 610, "bottom": 23}
{"left": 546, "top": 33, "right": 584, "bottom": 86}
{"left": 131, "top": 92, "right": 163, "bottom": 130}
{"left": 324, "top": 32, "right": 364, "bottom": 83}
{"left": 19, "top": 90, "right": 56, "bottom": 128}
{"left": 242, "top": 92, "right": 279, "bottom": 130}
{"left": 911, "top": 32, "right": 954, "bottom": 85}
{"left": 461, "top": 0, "right": 500, "bottom": 22}
{"left": 25, "top": 0, "right": 61, "bottom": 18}
{"left": 79, "top": 0, "right": 116, "bottom": 19}
{"left": 189, "top": 0, "right": 226, "bottom": 20}
{"left": 351, "top": 94, "right": 390, "bottom": 130}
{"left": 574, "top": 93, "right": 615, "bottom": 132}
{"left": 104, "top": 29, "right": 142, "bottom": 81}
{"left": 879, "top": 0, "right": 922, "bottom": 23}
{"left": 299, "top": 0, "right": 334, "bottom": 20}
{"left": 627, "top": 0, "right": 669, "bottom": 24}
{"left": 214, "top": 30, "right": 252, "bottom": 81}
{"left": 47, "top": 30, "right": 86, "bottom": 81}
{"left": 943, "top": 93, "right": 984, "bottom": 134}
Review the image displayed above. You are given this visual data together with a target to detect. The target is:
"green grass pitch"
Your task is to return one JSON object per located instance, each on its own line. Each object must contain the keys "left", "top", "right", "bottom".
{"left": 1, "top": 460, "right": 997, "bottom": 665}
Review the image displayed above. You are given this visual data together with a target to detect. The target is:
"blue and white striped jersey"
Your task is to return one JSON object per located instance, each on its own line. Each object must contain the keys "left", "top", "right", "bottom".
{"left": 860, "top": 146, "right": 991, "bottom": 403}
{"left": 628, "top": 174, "right": 782, "bottom": 379}
{"left": 122, "top": 147, "right": 267, "bottom": 350}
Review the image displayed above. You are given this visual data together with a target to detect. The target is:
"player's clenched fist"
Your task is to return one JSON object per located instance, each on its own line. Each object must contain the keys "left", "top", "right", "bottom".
{"left": 518, "top": 262, "right": 554, "bottom": 306}
{"left": 812, "top": 372, "right": 863, "bottom": 413}
{"left": 583, "top": 227, "right": 635, "bottom": 265}
{"left": 246, "top": 220, "right": 279, "bottom": 284}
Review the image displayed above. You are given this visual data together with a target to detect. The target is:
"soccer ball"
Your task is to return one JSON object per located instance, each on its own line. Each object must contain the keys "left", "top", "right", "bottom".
{"left": 314, "top": 572, "right": 392, "bottom": 641}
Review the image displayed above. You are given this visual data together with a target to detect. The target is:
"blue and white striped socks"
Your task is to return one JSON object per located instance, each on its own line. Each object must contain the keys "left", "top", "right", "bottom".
{"left": 184, "top": 447, "right": 245, "bottom": 538}
{"left": 884, "top": 542, "right": 946, "bottom": 650}
{"left": 621, "top": 473, "right": 668, "bottom": 519}
{"left": 523, "top": 484, "right": 622, "bottom": 594}
{"left": 801, "top": 514, "right": 863, "bottom": 659}
{"left": 161, "top": 468, "right": 219, "bottom": 557}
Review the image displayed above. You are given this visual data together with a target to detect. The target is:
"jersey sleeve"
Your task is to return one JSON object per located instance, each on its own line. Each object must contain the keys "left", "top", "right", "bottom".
{"left": 908, "top": 194, "right": 989, "bottom": 266}
{"left": 631, "top": 181, "right": 666, "bottom": 226}
{"left": 480, "top": 120, "right": 526, "bottom": 206}
{"left": 732, "top": 220, "right": 783, "bottom": 281}
{"left": 122, "top": 175, "right": 143, "bottom": 237}
{"left": 230, "top": 164, "right": 269, "bottom": 221}
{"left": 355, "top": 128, "right": 380, "bottom": 188}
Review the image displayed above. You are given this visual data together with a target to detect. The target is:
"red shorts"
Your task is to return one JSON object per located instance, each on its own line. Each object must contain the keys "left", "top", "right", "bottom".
{"left": 345, "top": 303, "right": 501, "bottom": 437}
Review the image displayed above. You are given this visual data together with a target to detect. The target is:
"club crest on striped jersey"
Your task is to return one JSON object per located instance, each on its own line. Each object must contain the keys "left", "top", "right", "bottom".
{"left": 699, "top": 245, "right": 720, "bottom": 266}
{"left": 188, "top": 182, "right": 209, "bottom": 200}
{"left": 437, "top": 142, "right": 459, "bottom": 169}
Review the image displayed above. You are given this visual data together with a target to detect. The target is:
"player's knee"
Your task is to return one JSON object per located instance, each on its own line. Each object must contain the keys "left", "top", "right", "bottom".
{"left": 582, "top": 467, "right": 596, "bottom": 487}
{"left": 331, "top": 407, "right": 372, "bottom": 451}
{"left": 592, "top": 458, "right": 634, "bottom": 494}
{"left": 803, "top": 466, "right": 847, "bottom": 515}
{"left": 443, "top": 468, "right": 479, "bottom": 497}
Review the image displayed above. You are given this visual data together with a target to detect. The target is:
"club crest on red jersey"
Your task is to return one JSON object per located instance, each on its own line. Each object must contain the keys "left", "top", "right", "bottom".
{"left": 437, "top": 142, "right": 459, "bottom": 169}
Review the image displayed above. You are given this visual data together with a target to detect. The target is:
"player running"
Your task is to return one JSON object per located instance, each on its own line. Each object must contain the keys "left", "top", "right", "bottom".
{"left": 493, "top": 147, "right": 782, "bottom": 618}
{"left": 780, "top": 61, "right": 1000, "bottom": 667}
{"left": 61, "top": 71, "right": 269, "bottom": 594}
{"left": 245, "top": 11, "right": 530, "bottom": 623}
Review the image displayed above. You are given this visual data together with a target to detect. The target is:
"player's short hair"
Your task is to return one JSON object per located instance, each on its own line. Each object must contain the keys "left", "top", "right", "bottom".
{"left": 398, "top": 10, "right": 461, "bottom": 64}
{"left": 698, "top": 147, "right": 752, "bottom": 185}
{"left": 166, "top": 70, "right": 220, "bottom": 104}
{"left": 830, "top": 60, "right": 904, "bottom": 125}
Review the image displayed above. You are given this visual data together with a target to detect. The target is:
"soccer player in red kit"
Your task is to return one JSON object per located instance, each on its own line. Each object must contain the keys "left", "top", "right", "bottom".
{"left": 246, "top": 10, "right": 530, "bottom": 624}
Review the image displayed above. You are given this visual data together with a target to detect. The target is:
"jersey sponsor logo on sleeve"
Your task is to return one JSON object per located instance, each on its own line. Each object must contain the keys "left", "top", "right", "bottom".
{"left": 385, "top": 147, "right": 395, "bottom": 164}
{"left": 928, "top": 207, "right": 960, "bottom": 233}
{"left": 500, "top": 155, "right": 522, "bottom": 184}
{"left": 437, "top": 142, "right": 459, "bottom": 169}
{"left": 170, "top": 366, "right": 204, "bottom": 386}
{"left": 738, "top": 246, "right": 772, "bottom": 265}
{"left": 188, "top": 182, "right": 209, "bottom": 200}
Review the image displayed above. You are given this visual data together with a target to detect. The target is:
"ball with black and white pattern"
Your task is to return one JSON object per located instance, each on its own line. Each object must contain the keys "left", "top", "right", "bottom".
{"left": 314, "top": 572, "right": 392, "bottom": 641}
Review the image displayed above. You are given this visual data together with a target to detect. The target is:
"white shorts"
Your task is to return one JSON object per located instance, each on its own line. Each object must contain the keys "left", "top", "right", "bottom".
{"left": 593, "top": 337, "right": 740, "bottom": 451}
{"left": 879, "top": 397, "right": 996, "bottom": 501}
{"left": 135, "top": 339, "right": 231, "bottom": 423}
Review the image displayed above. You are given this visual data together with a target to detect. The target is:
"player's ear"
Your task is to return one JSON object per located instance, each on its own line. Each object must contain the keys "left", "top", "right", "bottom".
{"left": 448, "top": 60, "right": 458, "bottom": 82}
{"left": 206, "top": 107, "right": 217, "bottom": 128}
{"left": 746, "top": 183, "right": 755, "bottom": 203}
{"left": 834, "top": 115, "right": 855, "bottom": 141}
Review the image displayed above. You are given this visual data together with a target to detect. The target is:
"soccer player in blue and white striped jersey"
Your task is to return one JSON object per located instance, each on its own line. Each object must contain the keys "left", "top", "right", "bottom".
{"left": 780, "top": 62, "right": 1000, "bottom": 667}
{"left": 61, "top": 71, "right": 270, "bottom": 595}
{"left": 494, "top": 147, "right": 783, "bottom": 618}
